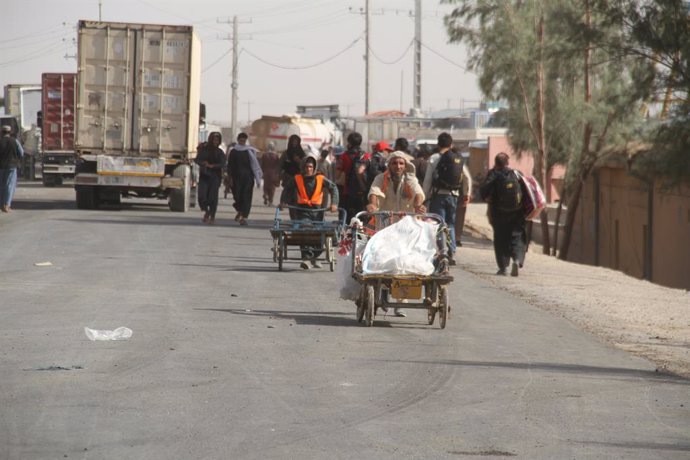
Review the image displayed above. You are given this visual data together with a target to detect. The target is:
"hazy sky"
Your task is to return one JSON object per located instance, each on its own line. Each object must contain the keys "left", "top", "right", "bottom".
{"left": 0, "top": 0, "right": 482, "bottom": 125}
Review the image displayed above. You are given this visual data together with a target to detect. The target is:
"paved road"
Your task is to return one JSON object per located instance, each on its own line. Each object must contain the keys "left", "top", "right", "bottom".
{"left": 1, "top": 182, "right": 689, "bottom": 460}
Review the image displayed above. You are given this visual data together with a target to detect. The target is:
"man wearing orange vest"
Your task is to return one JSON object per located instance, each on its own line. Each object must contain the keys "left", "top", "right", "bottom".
{"left": 280, "top": 156, "right": 339, "bottom": 269}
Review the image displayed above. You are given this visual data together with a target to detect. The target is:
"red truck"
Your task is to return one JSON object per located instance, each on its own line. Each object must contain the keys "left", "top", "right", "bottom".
{"left": 41, "top": 73, "right": 76, "bottom": 186}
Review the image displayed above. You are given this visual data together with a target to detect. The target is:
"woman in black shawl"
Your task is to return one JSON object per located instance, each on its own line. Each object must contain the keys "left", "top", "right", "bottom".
{"left": 279, "top": 134, "right": 306, "bottom": 186}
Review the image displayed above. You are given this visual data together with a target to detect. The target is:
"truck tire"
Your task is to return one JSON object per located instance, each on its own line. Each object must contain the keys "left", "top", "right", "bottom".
{"left": 169, "top": 165, "right": 191, "bottom": 212}
{"left": 43, "top": 175, "right": 56, "bottom": 187}
{"left": 76, "top": 186, "right": 98, "bottom": 210}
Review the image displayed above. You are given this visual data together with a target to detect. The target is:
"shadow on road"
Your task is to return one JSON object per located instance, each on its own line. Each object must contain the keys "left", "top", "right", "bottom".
{"left": 571, "top": 440, "right": 690, "bottom": 454}
{"left": 386, "top": 358, "right": 690, "bottom": 384}
{"left": 195, "top": 307, "right": 355, "bottom": 327}
{"left": 12, "top": 200, "right": 76, "bottom": 211}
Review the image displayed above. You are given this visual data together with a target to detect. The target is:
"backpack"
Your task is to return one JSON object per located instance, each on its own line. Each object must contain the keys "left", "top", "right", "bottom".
{"left": 495, "top": 169, "right": 523, "bottom": 212}
{"left": 432, "top": 150, "right": 464, "bottom": 190}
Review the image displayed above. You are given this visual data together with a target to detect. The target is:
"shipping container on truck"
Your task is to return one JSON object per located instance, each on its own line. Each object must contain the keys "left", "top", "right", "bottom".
{"left": 4, "top": 84, "right": 42, "bottom": 131}
{"left": 4, "top": 84, "right": 43, "bottom": 179}
{"left": 41, "top": 73, "right": 77, "bottom": 186}
{"left": 74, "top": 20, "right": 201, "bottom": 211}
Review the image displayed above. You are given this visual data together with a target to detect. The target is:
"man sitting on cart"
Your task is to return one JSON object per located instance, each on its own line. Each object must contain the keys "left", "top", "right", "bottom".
{"left": 280, "top": 156, "right": 340, "bottom": 270}
{"left": 366, "top": 150, "right": 427, "bottom": 317}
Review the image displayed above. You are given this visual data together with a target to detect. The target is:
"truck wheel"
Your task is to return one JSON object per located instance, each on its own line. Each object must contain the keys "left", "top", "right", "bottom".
{"left": 42, "top": 176, "right": 56, "bottom": 187}
{"left": 76, "top": 186, "right": 98, "bottom": 210}
{"left": 169, "top": 165, "right": 191, "bottom": 212}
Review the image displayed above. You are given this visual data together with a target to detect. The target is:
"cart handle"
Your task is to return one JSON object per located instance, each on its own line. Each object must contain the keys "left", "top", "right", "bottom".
{"left": 275, "top": 206, "right": 347, "bottom": 227}
{"left": 353, "top": 211, "right": 445, "bottom": 228}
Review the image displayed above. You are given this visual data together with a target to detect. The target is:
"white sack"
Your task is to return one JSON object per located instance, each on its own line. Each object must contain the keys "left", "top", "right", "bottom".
{"left": 336, "top": 248, "right": 360, "bottom": 300}
{"left": 361, "top": 216, "right": 437, "bottom": 275}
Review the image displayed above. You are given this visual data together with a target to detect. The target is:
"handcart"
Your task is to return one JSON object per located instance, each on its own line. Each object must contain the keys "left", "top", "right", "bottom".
{"left": 350, "top": 211, "right": 454, "bottom": 329}
{"left": 270, "top": 206, "right": 347, "bottom": 271}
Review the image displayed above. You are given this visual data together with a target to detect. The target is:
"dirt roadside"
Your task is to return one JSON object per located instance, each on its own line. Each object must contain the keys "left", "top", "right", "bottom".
{"left": 461, "top": 203, "right": 690, "bottom": 379}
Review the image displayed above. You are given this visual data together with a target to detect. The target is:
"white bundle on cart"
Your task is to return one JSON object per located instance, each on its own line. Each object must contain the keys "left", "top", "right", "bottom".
{"left": 361, "top": 216, "right": 438, "bottom": 275}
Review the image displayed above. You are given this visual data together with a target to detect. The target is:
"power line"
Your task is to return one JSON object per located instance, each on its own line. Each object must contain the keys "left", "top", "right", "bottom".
{"left": 203, "top": 47, "right": 233, "bottom": 73}
{"left": 369, "top": 39, "right": 414, "bottom": 65}
{"left": 250, "top": 10, "right": 352, "bottom": 35}
{"left": 0, "top": 41, "right": 69, "bottom": 68}
{"left": 243, "top": 35, "right": 363, "bottom": 70}
{"left": 421, "top": 42, "right": 470, "bottom": 71}
{"left": 0, "top": 26, "right": 65, "bottom": 45}
{"left": 239, "top": 0, "right": 343, "bottom": 19}
{"left": 0, "top": 31, "right": 71, "bottom": 52}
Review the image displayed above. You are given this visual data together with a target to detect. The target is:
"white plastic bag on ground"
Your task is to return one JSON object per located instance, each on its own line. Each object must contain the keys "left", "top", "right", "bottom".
{"left": 361, "top": 216, "right": 437, "bottom": 275}
{"left": 84, "top": 327, "right": 133, "bottom": 341}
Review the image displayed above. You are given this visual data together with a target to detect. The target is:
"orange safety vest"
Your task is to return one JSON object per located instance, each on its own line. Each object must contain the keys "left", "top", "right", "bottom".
{"left": 295, "top": 174, "right": 324, "bottom": 206}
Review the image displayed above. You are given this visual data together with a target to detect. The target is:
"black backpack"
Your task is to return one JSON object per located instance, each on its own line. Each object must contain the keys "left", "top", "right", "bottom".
{"left": 495, "top": 169, "right": 523, "bottom": 211}
{"left": 432, "top": 150, "right": 465, "bottom": 190}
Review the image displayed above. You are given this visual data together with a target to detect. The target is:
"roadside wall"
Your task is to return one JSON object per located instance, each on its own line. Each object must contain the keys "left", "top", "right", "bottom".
{"left": 570, "top": 164, "right": 690, "bottom": 290}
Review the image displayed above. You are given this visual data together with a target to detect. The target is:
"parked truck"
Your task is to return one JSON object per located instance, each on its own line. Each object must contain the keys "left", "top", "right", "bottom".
{"left": 73, "top": 20, "right": 201, "bottom": 211}
{"left": 41, "top": 73, "right": 76, "bottom": 186}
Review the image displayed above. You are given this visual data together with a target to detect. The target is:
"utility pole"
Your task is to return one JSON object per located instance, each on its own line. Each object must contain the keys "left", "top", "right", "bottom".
{"left": 231, "top": 15, "right": 239, "bottom": 138}
{"left": 413, "top": 0, "right": 421, "bottom": 112}
{"left": 365, "top": 0, "right": 371, "bottom": 115}
{"left": 218, "top": 16, "right": 251, "bottom": 138}
{"left": 98, "top": 0, "right": 102, "bottom": 20}
{"left": 350, "top": 3, "right": 382, "bottom": 115}
{"left": 399, "top": 71, "right": 403, "bottom": 112}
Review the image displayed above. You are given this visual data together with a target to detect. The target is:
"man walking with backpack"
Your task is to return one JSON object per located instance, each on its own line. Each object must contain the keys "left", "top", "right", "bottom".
{"left": 479, "top": 152, "right": 527, "bottom": 276}
{"left": 422, "top": 132, "right": 464, "bottom": 265}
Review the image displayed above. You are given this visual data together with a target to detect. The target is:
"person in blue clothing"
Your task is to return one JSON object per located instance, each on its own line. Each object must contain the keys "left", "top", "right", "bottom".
{"left": 422, "top": 132, "right": 459, "bottom": 265}
{"left": 0, "top": 125, "right": 24, "bottom": 213}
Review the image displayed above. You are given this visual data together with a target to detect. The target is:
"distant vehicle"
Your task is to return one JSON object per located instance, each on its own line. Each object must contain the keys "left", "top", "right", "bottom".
{"left": 411, "top": 139, "right": 437, "bottom": 151}
{"left": 250, "top": 115, "right": 338, "bottom": 153}
{"left": 40, "top": 73, "right": 76, "bottom": 186}
{"left": 73, "top": 20, "right": 201, "bottom": 211}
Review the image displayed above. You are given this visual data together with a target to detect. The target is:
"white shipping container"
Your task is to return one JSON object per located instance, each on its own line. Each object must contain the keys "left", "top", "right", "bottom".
{"left": 75, "top": 20, "right": 201, "bottom": 159}
{"left": 4, "top": 84, "right": 42, "bottom": 130}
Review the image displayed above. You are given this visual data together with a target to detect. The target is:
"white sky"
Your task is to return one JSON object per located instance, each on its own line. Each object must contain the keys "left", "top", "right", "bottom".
{"left": 0, "top": 0, "right": 482, "bottom": 125}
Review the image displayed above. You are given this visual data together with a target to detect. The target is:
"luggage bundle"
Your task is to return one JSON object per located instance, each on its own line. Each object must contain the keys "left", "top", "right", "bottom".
{"left": 516, "top": 171, "right": 546, "bottom": 221}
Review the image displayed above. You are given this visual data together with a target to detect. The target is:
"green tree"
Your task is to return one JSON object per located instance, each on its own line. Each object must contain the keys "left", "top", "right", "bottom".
{"left": 601, "top": 0, "right": 690, "bottom": 185}
{"left": 443, "top": 0, "right": 651, "bottom": 260}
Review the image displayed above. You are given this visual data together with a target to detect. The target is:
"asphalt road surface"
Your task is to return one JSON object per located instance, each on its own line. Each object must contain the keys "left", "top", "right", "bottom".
{"left": 1, "top": 183, "right": 689, "bottom": 460}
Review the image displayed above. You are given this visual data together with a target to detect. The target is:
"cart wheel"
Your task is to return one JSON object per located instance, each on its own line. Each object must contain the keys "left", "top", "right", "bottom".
{"left": 365, "top": 285, "right": 375, "bottom": 327}
{"left": 439, "top": 285, "right": 449, "bottom": 329}
{"left": 356, "top": 287, "right": 366, "bottom": 323}
{"left": 278, "top": 236, "right": 284, "bottom": 271}
{"left": 325, "top": 237, "right": 332, "bottom": 262}
{"left": 427, "top": 308, "right": 436, "bottom": 325}
{"left": 272, "top": 237, "right": 279, "bottom": 262}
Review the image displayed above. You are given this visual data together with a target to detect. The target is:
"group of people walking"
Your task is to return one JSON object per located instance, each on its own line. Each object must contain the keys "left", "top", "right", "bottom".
{"left": 195, "top": 129, "right": 527, "bottom": 280}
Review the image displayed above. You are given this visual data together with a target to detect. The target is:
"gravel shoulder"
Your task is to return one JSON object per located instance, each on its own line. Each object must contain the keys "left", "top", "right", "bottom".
{"left": 462, "top": 203, "right": 690, "bottom": 379}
